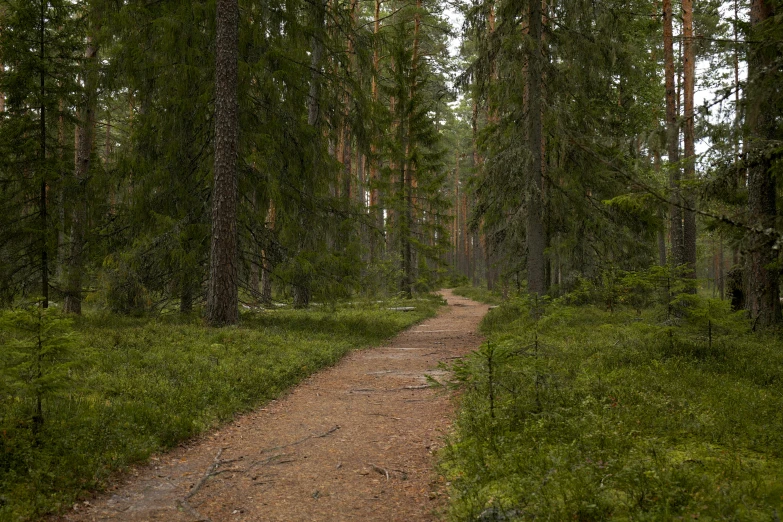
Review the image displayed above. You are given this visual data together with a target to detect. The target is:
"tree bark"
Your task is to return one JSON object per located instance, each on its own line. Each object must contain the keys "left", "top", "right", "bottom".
{"left": 39, "top": 0, "right": 49, "bottom": 308}
{"left": 682, "top": 0, "right": 697, "bottom": 283}
{"left": 745, "top": 0, "right": 780, "bottom": 326}
{"left": 261, "top": 200, "right": 276, "bottom": 305}
{"left": 64, "top": 36, "right": 99, "bottom": 314}
{"left": 206, "top": 0, "right": 239, "bottom": 326}
{"left": 526, "top": 0, "right": 546, "bottom": 297}
{"left": 663, "top": 0, "right": 683, "bottom": 267}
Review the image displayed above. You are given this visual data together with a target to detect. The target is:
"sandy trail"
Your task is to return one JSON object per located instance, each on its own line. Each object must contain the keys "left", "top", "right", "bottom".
{"left": 59, "top": 289, "right": 488, "bottom": 522}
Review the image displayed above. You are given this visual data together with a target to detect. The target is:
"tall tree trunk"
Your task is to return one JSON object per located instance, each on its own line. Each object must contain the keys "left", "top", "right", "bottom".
{"left": 453, "top": 150, "right": 459, "bottom": 270}
{"left": 399, "top": 0, "right": 421, "bottom": 298}
{"left": 663, "top": 0, "right": 683, "bottom": 267}
{"left": 56, "top": 98, "right": 65, "bottom": 281}
{"left": 526, "top": 0, "right": 546, "bottom": 297}
{"left": 293, "top": 0, "right": 326, "bottom": 309}
{"left": 745, "top": 0, "right": 780, "bottom": 326}
{"left": 206, "top": 0, "right": 239, "bottom": 326}
{"left": 64, "top": 36, "right": 98, "bottom": 315}
{"left": 369, "top": 0, "right": 382, "bottom": 262}
{"left": 682, "top": 0, "right": 697, "bottom": 284}
{"left": 39, "top": 0, "right": 48, "bottom": 308}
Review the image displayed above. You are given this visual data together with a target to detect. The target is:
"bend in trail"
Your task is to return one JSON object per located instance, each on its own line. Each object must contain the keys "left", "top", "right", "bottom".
{"left": 59, "top": 289, "right": 488, "bottom": 522}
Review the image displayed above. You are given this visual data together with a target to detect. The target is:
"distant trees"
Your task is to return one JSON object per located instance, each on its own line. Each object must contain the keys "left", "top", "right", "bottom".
{"left": 1, "top": 0, "right": 779, "bottom": 328}
{"left": 0, "top": 0, "right": 453, "bottom": 321}
{"left": 457, "top": 0, "right": 781, "bottom": 325}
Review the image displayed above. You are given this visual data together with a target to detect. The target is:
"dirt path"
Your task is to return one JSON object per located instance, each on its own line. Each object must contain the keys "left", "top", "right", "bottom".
{"left": 59, "top": 290, "right": 488, "bottom": 522}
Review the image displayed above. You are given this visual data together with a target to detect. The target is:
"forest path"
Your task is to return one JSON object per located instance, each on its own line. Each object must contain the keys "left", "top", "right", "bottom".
{"left": 59, "top": 289, "right": 488, "bottom": 522}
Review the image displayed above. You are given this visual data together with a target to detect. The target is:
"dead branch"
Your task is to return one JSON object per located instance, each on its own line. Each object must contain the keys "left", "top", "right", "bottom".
{"left": 368, "top": 463, "right": 390, "bottom": 480}
{"left": 176, "top": 499, "right": 210, "bottom": 522}
{"left": 258, "top": 425, "right": 340, "bottom": 455}
{"left": 185, "top": 448, "right": 225, "bottom": 502}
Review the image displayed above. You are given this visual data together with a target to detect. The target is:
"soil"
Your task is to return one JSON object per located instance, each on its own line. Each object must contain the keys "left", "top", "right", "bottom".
{"left": 57, "top": 289, "right": 488, "bottom": 522}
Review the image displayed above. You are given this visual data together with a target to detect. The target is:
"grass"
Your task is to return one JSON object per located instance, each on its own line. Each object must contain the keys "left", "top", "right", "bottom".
{"left": 439, "top": 296, "right": 783, "bottom": 521}
{"left": 0, "top": 296, "right": 441, "bottom": 521}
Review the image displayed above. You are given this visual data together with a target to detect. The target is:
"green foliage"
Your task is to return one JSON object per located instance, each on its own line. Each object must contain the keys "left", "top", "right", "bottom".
{"left": 0, "top": 297, "right": 439, "bottom": 520}
{"left": 440, "top": 292, "right": 783, "bottom": 520}
{"left": 452, "top": 285, "right": 505, "bottom": 305}
{"left": 0, "top": 302, "right": 76, "bottom": 432}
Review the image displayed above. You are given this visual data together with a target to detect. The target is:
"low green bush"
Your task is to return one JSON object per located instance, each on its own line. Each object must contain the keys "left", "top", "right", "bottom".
{"left": 440, "top": 295, "right": 783, "bottom": 520}
{"left": 0, "top": 297, "right": 440, "bottom": 520}
{"left": 452, "top": 286, "right": 506, "bottom": 305}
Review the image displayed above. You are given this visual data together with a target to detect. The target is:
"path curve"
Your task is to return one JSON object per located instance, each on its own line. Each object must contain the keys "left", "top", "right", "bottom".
{"left": 59, "top": 290, "right": 488, "bottom": 522}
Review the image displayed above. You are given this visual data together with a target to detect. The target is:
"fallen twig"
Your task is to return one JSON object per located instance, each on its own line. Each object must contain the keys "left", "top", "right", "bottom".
{"left": 176, "top": 499, "right": 210, "bottom": 522}
{"left": 368, "top": 463, "right": 390, "bottom": 480}
{"left": 185, "top": 448, "right": 224, "bottom": 501}
{"left": 258, "top": 425, "right": 340, "bottom": 455}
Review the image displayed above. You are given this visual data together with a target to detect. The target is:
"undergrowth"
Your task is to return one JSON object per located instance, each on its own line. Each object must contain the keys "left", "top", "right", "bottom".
{"left": 452, "top": 286, "right": 505, "bottom": 305}
{"left": 0, "top": 296, "right": 440, "bottom": 521}
{"left": 440, "top": 293, "right": 783, "bottom": 521}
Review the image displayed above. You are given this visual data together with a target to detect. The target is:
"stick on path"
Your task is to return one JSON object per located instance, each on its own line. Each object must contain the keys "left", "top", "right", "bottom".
{"left": 59, "top": 290, "right": 489, "bottom": 522}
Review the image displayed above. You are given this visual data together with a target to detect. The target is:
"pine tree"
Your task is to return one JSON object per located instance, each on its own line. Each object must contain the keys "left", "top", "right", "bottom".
{"left": 206, "top": 0, "right": 239, "bottom": 326}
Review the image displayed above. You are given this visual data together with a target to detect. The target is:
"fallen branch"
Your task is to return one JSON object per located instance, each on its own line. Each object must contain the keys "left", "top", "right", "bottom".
{"left": 258, "top": 425, "right": 340, "bottom": 455}
{"left": 185, "top": 448, "right": 224, "bottom": 501}
{"left": 176, "top": 499, "right": 210, "bottom": 522}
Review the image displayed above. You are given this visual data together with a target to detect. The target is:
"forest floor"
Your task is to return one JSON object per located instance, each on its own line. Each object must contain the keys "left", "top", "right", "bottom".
{"left": 55, "top": 289, "right": 488, "bottom": 522}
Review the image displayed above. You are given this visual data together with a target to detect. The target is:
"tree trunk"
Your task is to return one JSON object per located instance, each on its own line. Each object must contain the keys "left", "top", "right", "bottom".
{"left": 292, "top": 0, "right": 326, "bottom": 309}
{"left": 261, "top": 200, "right": 276, "bottom": 306}
{"left": 39, "top": 0, "right": 49, "bottom": 308}
{"left": 206, "top": 0, "right": 239, "bottom": 326}
{"left": 745, "top": 0, "right": 780, "bottom": 326}
{"left": 526, "top": 0, "right": 546, "bottom": 297}
{"left": 654, "top": 147, "right": 667, "bottom": 266}
{"left": 663, "top": 0, "right": 683, "bottom": 267}
{"left": 682, "top": 0, "right": 697, "bottom": 284}
{"left": 369, "top": 0, "right": 382, "bottom": 262}
{"left": 56, "top": 98, "right": 65, "bottom": 281}
{"left": 180, "top": 285, "right": 193, "bottom": 314}
{"left": 64, "top": 36, "right": 98, "bottom": 315}
{"left": 249, "top": 189, "right": 261, "bottom": 301}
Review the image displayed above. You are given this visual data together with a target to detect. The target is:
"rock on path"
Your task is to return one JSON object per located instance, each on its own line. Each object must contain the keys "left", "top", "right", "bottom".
{"left": 58, "top": 289, "right": 488, "bottom": 522}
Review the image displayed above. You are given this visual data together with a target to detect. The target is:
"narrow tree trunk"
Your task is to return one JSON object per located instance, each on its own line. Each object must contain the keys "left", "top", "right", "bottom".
{"left": 180, "top": 285, "right": 193, "bottom": 314}
{"left": 453, "top": 151, "right": 459, "bottom": 270}
{"left": 39, "top": 0, "right": 48, "bottom": 308}
{"left": 293, "top": 0, "right": 326, "bottom": 309}
{"left": 682, "top": 0, "right": 697, "bottom": 285}
{"left": 368, "top": 0, "right": 382, "bottom": 262}
{"left": 261, "top": 200, "right": 276, "bottom": 305}
{"left": 249, "top": 189, "right": 261, "bottom": 301}
{"left": 64, "top": 36, "right": 98, "bottom": 315}
{"left": 718, "top": 237, "right": 724, "bottom": 300}
{"left": 526, "top": 0, "right": 546, "bottom": 297}
{"left": 206, "top": 0, "right": 239, "bottom": 326}
{"left": 0, "top": 58, "right": 4, "bottom": 113}
{"left": 654, "top": 147, "right": 667, "bottom": 266}
{"left": 745, "top": 0, "right": 780, "bottom": 326}
{"left": 663, "top": 0, "right": 683, "bottom": 267}
{"left": 56, "top": 98, "right": 65, "bottom": 281}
